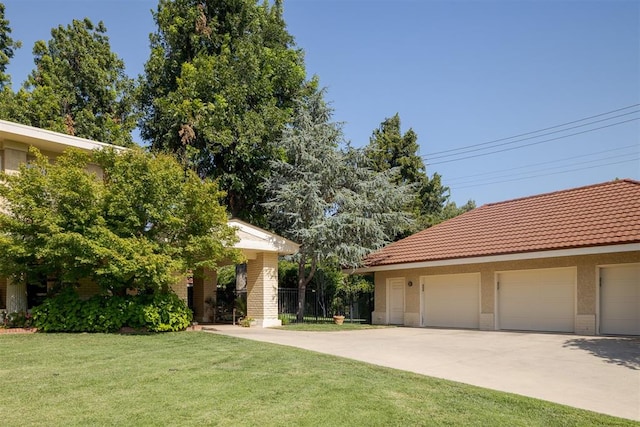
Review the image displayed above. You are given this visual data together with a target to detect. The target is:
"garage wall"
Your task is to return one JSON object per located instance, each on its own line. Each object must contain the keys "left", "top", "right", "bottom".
{"left": 372, "top": 250, "right": 640, "bottom": 334}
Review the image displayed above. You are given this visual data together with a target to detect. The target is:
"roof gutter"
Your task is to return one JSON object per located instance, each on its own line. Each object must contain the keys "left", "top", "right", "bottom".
{"left": 353, "top": 243, "right": 640, "bottom": 273}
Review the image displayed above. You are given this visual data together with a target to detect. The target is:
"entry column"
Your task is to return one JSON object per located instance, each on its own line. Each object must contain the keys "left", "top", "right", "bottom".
{"left": 246, "top": 252, "right": 281, "bottom": 327}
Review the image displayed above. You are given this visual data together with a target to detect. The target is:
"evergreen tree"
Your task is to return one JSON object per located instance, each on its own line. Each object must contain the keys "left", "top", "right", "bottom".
{"left": 366, "top": 114, "right": 474, "bottom": 234}
{"left": 367, "top": 113, "right": 425, "bottom": 186}
{"left": 265, "top": 90, "right": 412, "bottom": 321}
{"left": 0, "top": 2, "right": 20, "bottom": 119}
{"left": 140, "top": 0, "right": 307, "bottom": 224}
{"left": 15, "top": 18, "right": 136, "bottom": 146}
{"left": 0, "top": 2, "right": 19, "bottom": 89}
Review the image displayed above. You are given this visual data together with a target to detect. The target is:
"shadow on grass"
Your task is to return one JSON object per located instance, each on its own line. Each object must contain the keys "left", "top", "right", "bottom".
{"left": 563, "top": 337, "right": 640, "bottom": 370}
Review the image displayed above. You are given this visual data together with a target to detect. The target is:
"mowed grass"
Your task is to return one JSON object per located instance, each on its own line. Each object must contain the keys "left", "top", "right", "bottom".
{"left": 278, "top": 322, "right": 390, "bottom": 331}
{"left": 0, "top": 333, "right": 635, "bottom": 426}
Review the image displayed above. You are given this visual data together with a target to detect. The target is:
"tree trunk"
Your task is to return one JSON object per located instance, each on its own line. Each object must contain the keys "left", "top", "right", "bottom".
{"left": 235, "top": 263, "right": 247, "bottom": 291}
{"left": 296, "top": 254, "right": 317, "bottom": 322}
{"left": 296, "top": 279, "right": 307, "bottom": 323}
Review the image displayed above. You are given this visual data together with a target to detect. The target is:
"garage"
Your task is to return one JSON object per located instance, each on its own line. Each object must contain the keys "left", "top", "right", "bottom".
{"left": 600, "top": 264, "right": 640, "bottom": 335}
{"left": 422, "top": 273, "right": 479, "bottom": 328}
{"left": 498, "top": 267, "right": 575, "bottom": 332}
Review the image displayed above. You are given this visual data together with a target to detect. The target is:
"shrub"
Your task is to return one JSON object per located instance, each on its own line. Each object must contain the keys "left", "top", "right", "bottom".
{"left": 278, "top": 313, "right": 290, "bottom": 326}
{"left": 3, "top": 310, "right": 33, "bottom": 328}
{"left": 32, "top": 288, "right": 192, "bottom": 333}
{"left": 138, "top": 292, "right": 193, "bottom": 332}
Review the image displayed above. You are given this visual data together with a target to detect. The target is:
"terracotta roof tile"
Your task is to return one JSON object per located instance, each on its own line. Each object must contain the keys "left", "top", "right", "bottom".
{"left": 365, "top": 179, "right": 640, "bottom": 266}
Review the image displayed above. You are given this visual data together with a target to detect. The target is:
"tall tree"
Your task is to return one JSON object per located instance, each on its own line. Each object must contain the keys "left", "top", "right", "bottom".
{"left": 265, "top": 90, "right": 413, "bottom": 321}
{"left": 0, "top": 2, "right": 19, "bottom": 89}
{"left": 0, "top": 2, "right": 20, "bottom": 119}
{"left": 14, "top": 18, "right": 135, "bottom": 146}
{"left": 139, "top": 0, "right": 307, "bottom": 224}
{"left": 367, "top": 113, "right": 425, "bottom": 186}
{"left": 366, "top": 114, "right": 474, "bottom": 233}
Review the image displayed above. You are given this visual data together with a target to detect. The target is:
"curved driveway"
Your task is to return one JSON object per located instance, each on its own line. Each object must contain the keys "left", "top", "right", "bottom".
{"left": 206, "top": 325, "right": 640, "bottom": 421}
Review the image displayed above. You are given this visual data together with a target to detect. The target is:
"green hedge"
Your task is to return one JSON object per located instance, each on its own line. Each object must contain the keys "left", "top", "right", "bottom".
{"left": 32, "top": 288, "right": 192, "bottom": 333}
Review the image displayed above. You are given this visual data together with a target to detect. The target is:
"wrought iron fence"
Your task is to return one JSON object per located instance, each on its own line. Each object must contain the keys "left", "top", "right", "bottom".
{"left": 212, "top": 288, "right": 374, "bottom": 324}
{"left": 278, "top": 288, "right": 373, "bottom": 324}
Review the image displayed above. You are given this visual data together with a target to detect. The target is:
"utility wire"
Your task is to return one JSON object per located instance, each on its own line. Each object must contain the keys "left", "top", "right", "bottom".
{"left": 424, "top": 103, "right": 640, "bottom": 157}
{"left": 444, "top": 144, "right": 638, "bottom": 183}
{"left": 425, "top": 109, "right": 639, "bottom": 161}
{"left": 448, "top": 152, "right": 638, "bottom": 186}
{"left": 426, "top": 117, "right": 640, "bottom": 166}
{"left": 451, "top": 157, "right": 640, "bottom": 190}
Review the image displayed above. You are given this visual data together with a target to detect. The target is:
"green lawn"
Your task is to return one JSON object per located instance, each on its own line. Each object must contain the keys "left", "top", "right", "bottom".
{"left": 0, "top": 332, "right": 635, "bottom": 426}
{"left": 278, "top": 323, "right": 390, "bottom": 331}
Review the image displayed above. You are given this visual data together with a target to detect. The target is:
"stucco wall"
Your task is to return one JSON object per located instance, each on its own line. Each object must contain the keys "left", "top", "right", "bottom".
{"left": 4, "top": 146, "right": 27, "bottom": 174}
{"left": 372, "top": 250, "right": 640, "bottom": 334}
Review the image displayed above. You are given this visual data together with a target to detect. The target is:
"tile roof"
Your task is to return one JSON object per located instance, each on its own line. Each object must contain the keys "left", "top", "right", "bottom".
{"left": 365, "top": 179, "right": 640, "bottom": 267}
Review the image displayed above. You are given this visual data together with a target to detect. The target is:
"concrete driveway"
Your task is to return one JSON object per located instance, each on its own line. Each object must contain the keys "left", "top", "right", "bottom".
{"left": 206, "top": 325, "right": 640, "bottom": 421}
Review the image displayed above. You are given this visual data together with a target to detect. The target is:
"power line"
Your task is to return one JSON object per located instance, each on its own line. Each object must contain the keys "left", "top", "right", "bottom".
{"left": 450, "top": 157, "right": 640, "bottom": 190}
{"left": 445, "top": 144, "right": 638, "bottom": 184}
{"left": 426, "top": 110, "right": 639, "bottom": 161}
{"left": 426, "top": 117, "right": 640, "bottom": 166}
{"left": 423, "top": 103, "right": 640, "bottom": 157}
{"left": 448, "top": 152, "right": 638, "bottom": 186}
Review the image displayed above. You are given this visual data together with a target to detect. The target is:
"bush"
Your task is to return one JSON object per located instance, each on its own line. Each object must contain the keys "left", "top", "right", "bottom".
{"left": 138, "top": 292, "right": 193, "bottom": 332}
{"left": 2, "top": 310, "right": 33, "bottom": 328}
{"left": 32, "top": 288, "right": 192, "bottom": 333}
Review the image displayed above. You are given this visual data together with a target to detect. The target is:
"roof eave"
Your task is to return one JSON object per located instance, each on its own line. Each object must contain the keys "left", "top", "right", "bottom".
{"left": 354, "top": 242, "right": 640, "bottom": 273}
{"left": 0, "top": 119, "right": 125, "bottom": 153}
{"left": 228, "top": 218, "right": 300, "bottom": 256}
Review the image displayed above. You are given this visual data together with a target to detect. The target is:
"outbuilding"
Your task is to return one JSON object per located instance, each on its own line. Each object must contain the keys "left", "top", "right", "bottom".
{"left": 358, "top": 180, "right": 640, "bottom": 335}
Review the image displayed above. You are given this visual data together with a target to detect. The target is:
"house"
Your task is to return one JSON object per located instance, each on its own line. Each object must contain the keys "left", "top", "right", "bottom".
{"left": 0, "top": 119, "right": 297, "bottom": 327}
{"left": 357, "top": 180, "right": 640, "bottom": 335}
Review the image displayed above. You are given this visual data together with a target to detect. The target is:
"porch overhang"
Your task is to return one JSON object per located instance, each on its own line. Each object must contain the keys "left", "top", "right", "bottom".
{"left": 229, "top": 218, "right": 299, "bottom": 260}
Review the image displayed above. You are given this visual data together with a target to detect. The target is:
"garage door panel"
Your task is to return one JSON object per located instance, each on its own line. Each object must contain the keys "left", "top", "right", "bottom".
{"left": 600, "top": 265, "right": 640, "bottom": 335}
{"left": 499, "top": 268, "right": 575, "bottom": 333}
{"left": 423, "top": 273, "right": 479, "bottom": 329}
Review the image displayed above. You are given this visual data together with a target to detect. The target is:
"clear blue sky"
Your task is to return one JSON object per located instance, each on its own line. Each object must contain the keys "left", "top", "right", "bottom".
{"left": 3, "top": 0, "right": 639, "bottom": 207}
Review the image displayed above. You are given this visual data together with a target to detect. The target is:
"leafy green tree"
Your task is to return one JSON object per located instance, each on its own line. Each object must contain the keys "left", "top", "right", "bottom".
{"left": 265, "top": 90, "right": 412, "bottom": 321}
{"left": 13, "top": 18, "right": 136, "bottom": 146}
{"left": 366, "top": 114, "right": 474, "bottom": 233}
{"left": 139, "top": 0, "right": 307, "bottom": 223}
{"left": 0, "top": 147, "right": 239, "bottom": 296}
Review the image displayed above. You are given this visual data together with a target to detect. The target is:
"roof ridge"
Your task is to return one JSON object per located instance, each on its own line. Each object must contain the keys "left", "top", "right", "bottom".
{"left": 483, "top": 179, "right": 639, "bottom": 208}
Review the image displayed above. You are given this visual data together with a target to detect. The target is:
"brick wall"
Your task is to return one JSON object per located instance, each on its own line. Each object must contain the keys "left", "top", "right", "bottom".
{"left": 247, "top": 252, "right": 280, "bottom": 326}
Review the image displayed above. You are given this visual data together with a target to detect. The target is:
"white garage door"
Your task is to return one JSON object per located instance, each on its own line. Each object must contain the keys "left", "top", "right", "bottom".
{"left": 422, "top": 273, "right": 479, "bottom": 328}
{"left": 600, "top": 264, "right": 640, "bottom": 335}
{"left": 498, "top": 268, "right": 575, "bottom": 332}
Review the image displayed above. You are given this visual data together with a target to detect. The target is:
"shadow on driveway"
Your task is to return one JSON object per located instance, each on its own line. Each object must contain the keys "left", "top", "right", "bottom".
{"left": 563, "top": 337, "right": 640, "bottom": 370}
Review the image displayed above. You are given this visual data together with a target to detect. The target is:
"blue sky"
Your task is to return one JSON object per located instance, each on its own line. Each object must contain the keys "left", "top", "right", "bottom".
{"left": 3, "top": 0, "right": 639, "bottom": 207}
